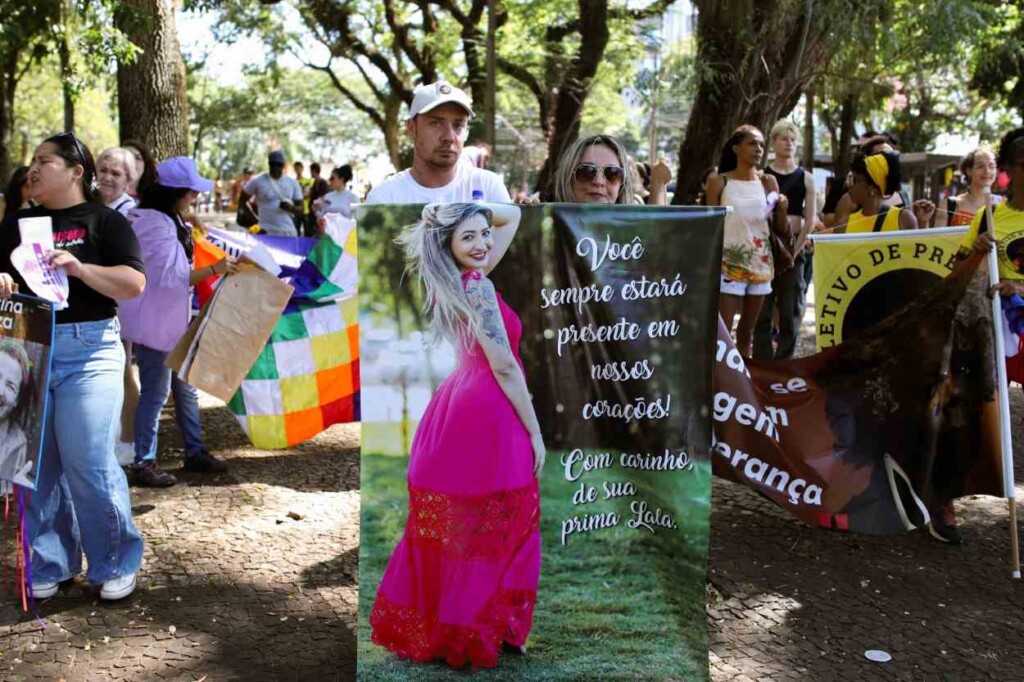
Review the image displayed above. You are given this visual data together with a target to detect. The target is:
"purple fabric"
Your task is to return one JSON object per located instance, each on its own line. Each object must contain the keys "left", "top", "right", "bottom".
{"left": 117, "top": 209, "right": 191, "bottom": 351}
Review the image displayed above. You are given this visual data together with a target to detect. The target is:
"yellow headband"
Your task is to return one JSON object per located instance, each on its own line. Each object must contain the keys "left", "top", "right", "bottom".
{"left": 864, "top": 154, "right": 890, "bottom": 195}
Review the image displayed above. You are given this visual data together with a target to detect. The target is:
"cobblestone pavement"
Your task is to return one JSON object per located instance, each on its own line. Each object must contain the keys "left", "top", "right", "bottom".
{"left": 0, "top": 394, "right": 360, "bottom": 681}
{"left": 2, "top": 313, "right": 1023, "bottom": 681}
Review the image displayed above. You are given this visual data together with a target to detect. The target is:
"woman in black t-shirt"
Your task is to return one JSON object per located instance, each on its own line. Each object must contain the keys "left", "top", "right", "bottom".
{"left": 0, "top": 133, "right": 146, "bottom": 602}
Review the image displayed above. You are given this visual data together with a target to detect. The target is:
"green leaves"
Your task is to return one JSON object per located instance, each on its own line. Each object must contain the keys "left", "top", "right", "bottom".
{"left": 816, "top": 0, "right": 1014, "bottom": 155}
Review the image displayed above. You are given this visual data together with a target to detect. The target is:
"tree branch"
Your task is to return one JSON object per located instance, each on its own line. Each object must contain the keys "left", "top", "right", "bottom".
{"left": 305, "top": 0, "right": 412, "bottom": 101}
{"left": 353, "top": 58, "right": 387, "bottom": 103}
{"left": 497, "top": 56, "right": 550, "bottom": 136}
{"left": 382, "top": 0, "right": 432, "bottom": 79}
{"left": 614, "top": 0, "right": 675, "bottom": 22}
{"left": 305, "top": 57, "right": 386, "bottom": 129}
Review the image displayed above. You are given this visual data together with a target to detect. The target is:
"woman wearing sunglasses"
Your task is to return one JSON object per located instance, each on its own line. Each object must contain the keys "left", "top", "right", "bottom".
{"left": 553, "top": 135, "right": 640, "bottom": 204}
{"left": 0, "top": 133, "right": 146, "bottom": 601}
{"left": 705, "top": 125, "right": 785, "bottom": 357}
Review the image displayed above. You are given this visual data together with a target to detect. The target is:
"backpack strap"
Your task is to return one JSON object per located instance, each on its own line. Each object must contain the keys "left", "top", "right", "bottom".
{"left": 872, "top": 205, "right": 891, "bottom": 232}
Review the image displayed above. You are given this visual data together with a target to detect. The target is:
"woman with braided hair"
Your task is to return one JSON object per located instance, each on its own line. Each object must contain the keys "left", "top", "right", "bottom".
{"left": 370, "top": 202, "right": 545, "bottom": 668}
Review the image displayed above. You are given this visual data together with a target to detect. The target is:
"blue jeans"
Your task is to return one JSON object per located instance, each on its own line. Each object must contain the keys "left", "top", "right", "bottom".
{"left": 28, "top": 318, "right": 144, "bottom": 584}
{"left": 133, "top": 344, "right": 205, "bottom": 465}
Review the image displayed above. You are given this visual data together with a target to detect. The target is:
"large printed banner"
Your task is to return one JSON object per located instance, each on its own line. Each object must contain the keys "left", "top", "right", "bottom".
{"left": 215, "top": 221, "right": 360, "bottom": 449}
{"left": 0, "top": 294, "right": 54, "bottom": 493}
{"left": 358, "top": 204, "right": 724, "bottom": 678}
{"left": 813, "top": 227, "right": 967, "bottom": 349}
{"left": 714, "top": 251, "right": 1004, "bottom": 534}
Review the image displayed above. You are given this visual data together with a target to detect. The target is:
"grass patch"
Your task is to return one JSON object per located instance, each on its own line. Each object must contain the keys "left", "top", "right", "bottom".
{"left": 358, "top": 452, "right": 711, "bottom": 680}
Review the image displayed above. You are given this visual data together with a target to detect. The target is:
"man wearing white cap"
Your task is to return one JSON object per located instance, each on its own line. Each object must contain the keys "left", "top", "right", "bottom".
{"left": 366, "top": 81, "right": 510, "bottom": 204}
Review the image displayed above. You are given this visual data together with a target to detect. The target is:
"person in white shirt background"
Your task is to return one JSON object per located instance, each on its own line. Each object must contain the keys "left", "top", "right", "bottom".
{"left": 238, "top": 150, "right": 305, "bottom": 236}
{"left": 314, "top": 164, "right": 358, "bottom": 220}
{"left": 366, "top": 81, "right": 510, "bottom": 205}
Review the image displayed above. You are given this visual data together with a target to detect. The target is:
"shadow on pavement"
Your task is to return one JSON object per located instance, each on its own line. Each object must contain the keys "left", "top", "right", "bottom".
{"left": 179, "top": 448, "right": 359, "bottom": 494}
{"left": 302, "top": 546, "right": 358, "bottom": 589}
{"left": 3, "top": 579, "right": 356, "bottom": 680}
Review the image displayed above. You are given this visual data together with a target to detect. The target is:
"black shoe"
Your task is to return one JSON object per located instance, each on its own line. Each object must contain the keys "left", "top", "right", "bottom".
{"left": 502, "top": 642, "right": 527, "bottom": 656}
{"left": 928, "top": 504, "right": 963, "bottom": 545}
{"left": 129, "top": 463, "right": 177, "bottom": 488}
{"left": 183, "top": 450, "right": 228, "bottom": 473}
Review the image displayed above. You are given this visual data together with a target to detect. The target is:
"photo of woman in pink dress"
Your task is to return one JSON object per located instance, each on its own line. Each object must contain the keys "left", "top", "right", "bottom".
{"left": 369, "top": 202, "right": 546, "bottom": 668}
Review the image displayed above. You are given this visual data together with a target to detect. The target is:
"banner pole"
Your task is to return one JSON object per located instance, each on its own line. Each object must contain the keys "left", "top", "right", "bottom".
{"left": 984, "top": 192, "right": 1021, "bottom": 578}
{"left": 811, "top": 226, "right": 970, "bottom": 243}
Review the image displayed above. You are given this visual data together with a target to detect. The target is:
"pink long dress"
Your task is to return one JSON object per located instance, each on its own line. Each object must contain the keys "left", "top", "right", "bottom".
{"left": 370, "top": 270, "right": 541, "bottom": 668}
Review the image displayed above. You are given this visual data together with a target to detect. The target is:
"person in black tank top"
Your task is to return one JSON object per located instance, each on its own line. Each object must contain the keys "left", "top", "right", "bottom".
{"left": 753, "top": 121, "right": 817, "bottom": 360}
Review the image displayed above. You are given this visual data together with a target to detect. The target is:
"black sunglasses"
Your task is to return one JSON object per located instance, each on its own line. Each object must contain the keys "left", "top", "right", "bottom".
{"left": 573, "top": 163, "right": 624, "bottom": 184}
{"left": 55, "top": 131, "right": 89, "bottom": 170}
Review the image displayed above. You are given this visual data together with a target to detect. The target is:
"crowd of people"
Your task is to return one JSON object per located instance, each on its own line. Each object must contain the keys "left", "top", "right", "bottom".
{"left": 0, "top": 77, "right": 1021, "bottom": 670}
{"left": 0, "top": 128, "right": 372, "bottom": 603}
{"left": 230, "top": 156, "right": 359, "bottom": 237}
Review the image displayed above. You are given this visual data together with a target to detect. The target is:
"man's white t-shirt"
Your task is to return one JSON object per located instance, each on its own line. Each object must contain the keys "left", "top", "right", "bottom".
{"left": 244, "top": 173, "right": 303, "bottom": 235}
{"left": 366, "top": 165, "right": 510, "bottom": 205}
{"left": 317, "top": 189, "right": 358, "bottom": 219}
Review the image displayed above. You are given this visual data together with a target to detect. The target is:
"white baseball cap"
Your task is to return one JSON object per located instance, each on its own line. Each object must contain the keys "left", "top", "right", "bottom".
{"left": 409, "top": 81, "right": 475, "bottom": 118}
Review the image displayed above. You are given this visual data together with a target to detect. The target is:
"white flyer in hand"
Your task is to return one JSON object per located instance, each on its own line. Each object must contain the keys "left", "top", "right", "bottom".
{"left": 14, "top": 217, "right": 69, "bottom": 310}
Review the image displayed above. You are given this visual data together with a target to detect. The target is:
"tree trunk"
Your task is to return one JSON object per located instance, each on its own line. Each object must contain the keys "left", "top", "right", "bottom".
{"left": 59, "top": 36, "right": 74, "bottom": 132}
{"left": 672, "top": 0, "right": 846, "bottom": 204}
{"left": 833, "top": 92, "right": 857, "bottom": 183}
{"left": 461, "top": 14, "right": 487, "bottom": 111}
{"left": 0, "top": 46, "right": 20, "bottom": 184}
{"left": 802, "top": 87, "right": 815, "bottom": 170}
{"left": 383, "top": 95, "right": 404, "bottom": 171}
{"left": 115, "top": 0, "right": 189, "bottom": 158}
{"left": 535, "top": 0, "right": 610, "bottom": 195}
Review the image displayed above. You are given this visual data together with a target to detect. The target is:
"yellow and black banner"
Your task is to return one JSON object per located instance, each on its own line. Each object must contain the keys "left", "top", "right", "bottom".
{"left": 811, "top": 227, "right": 968, "bottom": 349}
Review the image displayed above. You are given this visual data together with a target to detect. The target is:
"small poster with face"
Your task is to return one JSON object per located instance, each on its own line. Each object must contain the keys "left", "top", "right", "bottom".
{"left": 0, "top": 293, "right": 54, "bottom": 493}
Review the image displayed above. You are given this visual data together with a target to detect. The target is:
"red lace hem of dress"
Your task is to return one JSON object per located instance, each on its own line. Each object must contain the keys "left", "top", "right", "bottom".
{"left": 407, "top": 482, "right": 540, "bottom": 560}
{"left": 371, "top": 588, "right": 537, "bottom": 668}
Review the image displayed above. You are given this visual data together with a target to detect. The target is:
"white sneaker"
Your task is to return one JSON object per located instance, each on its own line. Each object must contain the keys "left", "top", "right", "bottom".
{"left": 32, "top": 581, "right": 59, "bottom": 599}
{"left": 100, "top": 573, "right": 137, "bottom": 601}
{"left": 115, "top": 441, "right": 136, "bottom": 467}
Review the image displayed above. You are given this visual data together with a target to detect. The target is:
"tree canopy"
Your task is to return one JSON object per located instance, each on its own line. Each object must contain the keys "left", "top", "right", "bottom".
{"left": 3, "top": 0, "right": 1024, "bottom": 195}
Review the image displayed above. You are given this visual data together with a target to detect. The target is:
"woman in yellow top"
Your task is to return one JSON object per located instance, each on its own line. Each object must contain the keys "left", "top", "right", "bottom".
{"left": 926, "top": 128, "right": 1024, "bottom": 546}
{"left": 965, "top": 128, "right": 1024, "bottom": 290}
{"left": 836, "top": 151, "right": 918, "bottom": 233}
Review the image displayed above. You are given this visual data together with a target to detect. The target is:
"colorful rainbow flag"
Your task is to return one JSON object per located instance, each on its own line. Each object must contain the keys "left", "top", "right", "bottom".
{"left": 224, "top": 218, "right": 360, "bottom": 448}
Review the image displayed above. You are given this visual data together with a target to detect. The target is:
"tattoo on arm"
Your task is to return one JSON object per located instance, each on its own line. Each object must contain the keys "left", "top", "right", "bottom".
{"left": 467, "top": 278, "right": 509, "bottom": 350}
